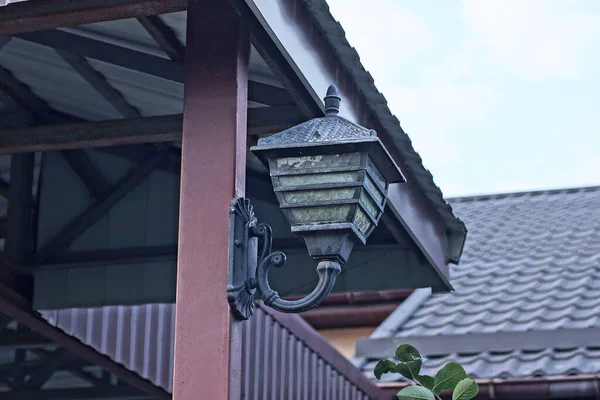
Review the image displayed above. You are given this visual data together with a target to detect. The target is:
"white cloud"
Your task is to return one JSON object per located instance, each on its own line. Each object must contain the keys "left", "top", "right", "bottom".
{"left": 462, "top": 0, "right": 600, "bottom": 79}
{"left": 327, "top": 0, "right": 438, "bottom": 82}
{"left": 329, "top": 0, "right": 499, "bottom": 195}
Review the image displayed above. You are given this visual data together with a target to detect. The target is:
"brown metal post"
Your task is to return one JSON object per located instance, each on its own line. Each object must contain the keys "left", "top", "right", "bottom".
{"left": 173, "top": 1, "right": 249, "bottom": 400}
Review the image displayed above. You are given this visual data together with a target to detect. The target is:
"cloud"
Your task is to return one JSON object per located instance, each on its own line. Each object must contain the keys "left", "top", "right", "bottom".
{"left": 462, "top": 0, "right": 600, "bottom": 79}
{"left": 328, "top": 0, "right": 498, "bottom": 197}
{"left": 327, "top": 0, "right": 438, "bottom": 82}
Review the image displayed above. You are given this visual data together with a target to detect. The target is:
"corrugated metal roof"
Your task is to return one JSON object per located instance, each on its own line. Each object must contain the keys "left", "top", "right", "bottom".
{"left": 0, "top": 11, "right": 279, "bottom": 122}
{"left": 41, "top": 304, "right": 175, "bottom": 392}
{"left": 40, "top": 302, "right": 384, "bottom": 398}
{"left": 357, "top": 186, "right": 600, "bottom": 380}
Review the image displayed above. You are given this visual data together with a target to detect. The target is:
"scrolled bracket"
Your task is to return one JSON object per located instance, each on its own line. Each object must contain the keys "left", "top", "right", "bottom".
{"left": 227, "top": 198, "right": 342, "bottom": 320}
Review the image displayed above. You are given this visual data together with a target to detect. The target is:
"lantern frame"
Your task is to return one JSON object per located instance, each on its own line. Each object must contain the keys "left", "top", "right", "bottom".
{"left": 227, "top": 85, "right": 405, "bottom": 320}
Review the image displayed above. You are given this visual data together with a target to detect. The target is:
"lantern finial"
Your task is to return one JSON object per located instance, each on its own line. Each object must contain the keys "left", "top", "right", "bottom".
{"left": 324, "top": 84, "right": 341, "bottom": 116}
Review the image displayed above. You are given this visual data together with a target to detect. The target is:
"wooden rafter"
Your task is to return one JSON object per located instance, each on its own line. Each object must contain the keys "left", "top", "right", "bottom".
{"left": 0, "top": 67, "right": 56, "bottom": 122}
{"left": 0, "top": 106, "right": 304, "bottom": 154}
{"left": 57, "top": 50, "right": 141, "bottom": 119}
{"left": 137, "top": 15, "right": 185, "bottom": 62}
{"left": 0, "top": 0, "right": 186, "bottom": 36}
{"left": 15, "top": 29, "right": 293, "bottom": 106}
{"left": 0, "top": 115, "right": 181, "bottom": 154}
{"left": 0, "top": 330, "right": 52, "bottom": 350}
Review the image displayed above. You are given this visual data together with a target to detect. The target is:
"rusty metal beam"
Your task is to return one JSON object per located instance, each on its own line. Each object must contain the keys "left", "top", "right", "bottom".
{"left": 173, "top": 1, "right": 249, "bottom": 398}
{"left": 137, "top": 15, "right": 184, "bottom": 62}
{"left": 0, "top": 330, "right": 52, "bottom": 350}
{"left": 0, "top": 107, "right": 302, "bottom": 153}
{"left": 0, "top": 114, "right": 181, "bottom": 154}
{"left": 0, "top": 0, "right": 186, "bottom": 36}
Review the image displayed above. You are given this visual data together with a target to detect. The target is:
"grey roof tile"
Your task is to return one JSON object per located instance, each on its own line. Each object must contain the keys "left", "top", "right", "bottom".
{"left": 359, "top": 186, "right": 600, "bottom": 380}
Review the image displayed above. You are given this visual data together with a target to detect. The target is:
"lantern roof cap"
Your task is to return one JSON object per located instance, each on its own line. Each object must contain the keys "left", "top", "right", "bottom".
{"left": 256, "top": 84, "right": 377, "bottom": 148}
{"left": 251, "top": 84, "right": 406, "bottom": 184}
{"left": 256, "top": 113, "right": 377, "bottom": 148}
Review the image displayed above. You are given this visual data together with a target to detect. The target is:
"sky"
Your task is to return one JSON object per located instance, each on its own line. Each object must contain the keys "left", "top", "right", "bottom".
{"left": 327, "top": 0, "right": 600, "bottom": 197}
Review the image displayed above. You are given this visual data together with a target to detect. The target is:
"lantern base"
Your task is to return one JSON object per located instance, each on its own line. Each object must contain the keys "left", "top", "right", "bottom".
{"left": 299, "top": 230, "right": 356, "bottom": 264}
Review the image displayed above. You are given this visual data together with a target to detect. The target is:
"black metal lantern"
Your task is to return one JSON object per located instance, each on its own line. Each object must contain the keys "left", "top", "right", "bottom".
{"left": 227, "top": 85, "right": 405, "bottom": 320}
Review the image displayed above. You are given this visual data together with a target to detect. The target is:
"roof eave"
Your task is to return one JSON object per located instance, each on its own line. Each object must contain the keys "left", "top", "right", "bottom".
{"left": 298, "top": 0, "right": 468, "bottom": 263}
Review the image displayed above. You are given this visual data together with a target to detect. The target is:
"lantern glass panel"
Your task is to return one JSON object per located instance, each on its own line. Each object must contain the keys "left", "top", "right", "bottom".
{"left": 364, "top": 176, "right": 385, "bottom": 205}
{"left": 367, "top": 157, "right": 387, "bottom": 190}
{"left": 282, "top": 188, "right": 356, "bottom": 204}
{"left": 278, "top": 171, "right": 362, "bottom": 187}
{"left": 275, "top": 153, "right": 361, "bottom": 172}
{"left": 290, "top": 205, "right": 353, "bottom": 224}
{"left": 359, "top": 191, "right": 380, "bottom": 218}
{"left": 354, "top": 208, "right": 373, "bottom": 235}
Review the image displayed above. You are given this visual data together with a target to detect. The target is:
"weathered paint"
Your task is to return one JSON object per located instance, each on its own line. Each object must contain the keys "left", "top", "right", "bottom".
{"left": 172, "top": 1, "right": 249, "bottom": 399}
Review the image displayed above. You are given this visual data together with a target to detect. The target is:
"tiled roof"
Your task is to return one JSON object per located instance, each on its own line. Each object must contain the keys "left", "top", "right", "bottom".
{"left": 357, "top": 186, "right": 600, "bottom": 380}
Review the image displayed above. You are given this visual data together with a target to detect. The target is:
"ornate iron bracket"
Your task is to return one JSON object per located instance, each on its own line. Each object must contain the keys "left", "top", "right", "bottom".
{"left": 227, "top": 198, "right": 341, "bottom": 320}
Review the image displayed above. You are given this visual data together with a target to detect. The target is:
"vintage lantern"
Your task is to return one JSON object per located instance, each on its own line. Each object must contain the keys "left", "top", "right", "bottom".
{"left": 228, "top": 85, "right": 405, "bottom": 320}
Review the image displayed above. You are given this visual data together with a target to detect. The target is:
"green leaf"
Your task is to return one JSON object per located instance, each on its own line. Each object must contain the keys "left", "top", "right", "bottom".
{"left": 452, "top": 378, "right": 479, "bottom": 400}
{"left": 374, "top": 359, "right": 397, "bottom": 380}
{"left": 394, "top": 359, "right": 422, "bottom": 381}
{"left": 393, "top": 344, "right": 423, "bottom": 380}
{"left": 416, "top": 375, "right": 435, "bottom": 390}
{"left": 396, "top": 385, "right": 435, "bottom": 400}
{"left": 433, "top": 362, "right": 468, "bottom": 394}
{"left": 395, "top": 344, "right": 422, "bottom": 362}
